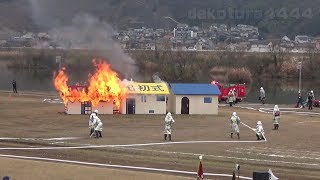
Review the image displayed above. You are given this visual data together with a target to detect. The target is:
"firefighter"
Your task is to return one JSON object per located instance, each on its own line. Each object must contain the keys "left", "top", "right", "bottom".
{"left": 89, "top": 110, "right": 97, "bottom": 137}
{"left": 272, "top": 105, "right": 280, "bottom": 130}
{"left": 164, "top": 112, "right": 175, "bottom": 141}
{"left": 228, "top": 90, "right": 235, "bottom": 107}
{"left": 259, "top": 87, "right": 265, "bottom": 104}
{"left": 255, "top": 121, "right": 265, "bottom": 140}
{"left": 230, "top": 112, "right": 240, "bottom": 139}
{"left": 310, "top": 90, "right": 315, "bottom": 100}
{"left": 233, "top": 88, "right": 237, "bottom": 104}
{"left": 92, "top": 110, "right": 103, "bottom": 138}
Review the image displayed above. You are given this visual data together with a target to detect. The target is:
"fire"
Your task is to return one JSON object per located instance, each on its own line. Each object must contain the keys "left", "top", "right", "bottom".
{"left": 53, "top": 59, "right": 127, "bottom": 108}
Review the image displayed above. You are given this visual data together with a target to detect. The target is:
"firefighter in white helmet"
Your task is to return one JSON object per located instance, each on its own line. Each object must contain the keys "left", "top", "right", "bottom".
{"left": 272, "top": 105, "right": 280, "bottom": 130}
{"left": 230, "top": 112, "right": 240, "bottom": 139}
{"left": 89, "top": 110, "right": 97, "bottom": 137}
{"left": 93, "top": 109, "right": 103, "bottom": 138}
{"left": 164, "top": 112, "right": 175, "bottom": 141}
{"left": 255, "top": 121, "right": 265, "bottom": 140}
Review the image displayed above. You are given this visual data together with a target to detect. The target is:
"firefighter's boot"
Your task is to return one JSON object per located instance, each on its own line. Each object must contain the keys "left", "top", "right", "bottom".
{"left": 95, "top": 131, "right": 99, "bottom": 138}
{"left": 256, "top": 134, "right": 260, "bottom": 140}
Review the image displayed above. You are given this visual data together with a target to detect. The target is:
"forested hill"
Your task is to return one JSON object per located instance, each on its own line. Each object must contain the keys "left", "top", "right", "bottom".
{"left": 1, "top": 0, "right": 320, "bottom": 38}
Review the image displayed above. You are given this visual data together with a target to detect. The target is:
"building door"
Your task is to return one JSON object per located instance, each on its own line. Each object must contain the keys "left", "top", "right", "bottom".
{"left": 81, "top": 101, "right": 92, "bottom": 115}
{"left": 126, "top": 98, "right": 135, "bottom": 114}
{"left": 181, "top": 97, "right": 189, "bottom": 114}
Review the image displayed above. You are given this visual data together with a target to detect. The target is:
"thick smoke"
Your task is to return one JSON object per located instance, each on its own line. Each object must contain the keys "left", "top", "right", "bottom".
{"left": 152, "top": 72, "right": 164, "bottom": 83}
{"left": 28, "top": 0, "right": 137, "bottom": 79}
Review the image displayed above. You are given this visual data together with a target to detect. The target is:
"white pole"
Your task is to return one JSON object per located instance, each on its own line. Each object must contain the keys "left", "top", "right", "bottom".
{"left": 298, "top": 62, "right": 302, "bottom": 93}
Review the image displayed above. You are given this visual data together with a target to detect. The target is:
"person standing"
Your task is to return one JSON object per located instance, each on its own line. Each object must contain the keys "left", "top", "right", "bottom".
{"left": 259, "top": 87, "right": 265, "bottom": 104}
{"left": 272, "top": 105, "right": 280, "bottom": 130}
{"left": 230, "top": 112, "right": 240, "bottom": 139}
{"left": 164, "top": 112, "right": 175, "bottom": 141}
{"left": 91, "top": 109, "right": 103, "bottom": 138}
{"left": 12, "top": 80, "right": 18, "bottom": 93}
{"left": 307, "top": 91, "right": 313, "bottom": 110}
{"left": 255, "top": 121, "right": 265, "bottom": 140}
{"left": 233, "top": 88, "right": 237, "bottom": 104}
{"left": 310, "top": 90, "right": 315, "bottom": 100}
{"left": 89, "top": 110, "right": 97, "bottom": 137}
{"left": 296, "top": 92, "right": 304, "bottom": 108}
{"left": 308, "top": 90, "right": 315, "bottom": 110}
{"left": 228, "top": 90, "right": 235, "bottom": 107}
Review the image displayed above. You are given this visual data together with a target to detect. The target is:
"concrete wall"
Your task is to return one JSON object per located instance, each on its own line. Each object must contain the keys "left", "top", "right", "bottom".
{"left": 92, "top": 101, "right": 113, "bottom": 114}
{"left": 173, "top": 95, "right": 218, "bottom": 115}
{"left": 121, "top": 94, "right": 167, "bottom": 114}
{"left": 66, "top": 101, "right": 113, "bottom": 114}
{"left": 65, "top": 101, "right": 81, "bottom": 114}
{"left": 167, "top": 93, "right": 176, "bottom": 114}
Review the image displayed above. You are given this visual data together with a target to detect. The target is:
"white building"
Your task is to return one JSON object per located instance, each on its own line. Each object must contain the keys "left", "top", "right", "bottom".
{"left": 167, "top": 83, "right": 221, "bottom": 115}
{"left": 120, "top": 82, "right": 170, "bottom": 114}
{"left": 295, "top": 35, "right": 310, "bottom": 44}
{"left": 248, "top": 42, "right": 273, "bottom": 52}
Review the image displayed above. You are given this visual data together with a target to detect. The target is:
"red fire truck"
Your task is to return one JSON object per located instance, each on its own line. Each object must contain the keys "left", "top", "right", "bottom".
{"left": 211, "top": 81, "right": 246, "bottom": 103}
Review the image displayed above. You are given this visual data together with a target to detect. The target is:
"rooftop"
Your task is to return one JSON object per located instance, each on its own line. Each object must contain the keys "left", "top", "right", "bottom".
{"left": 170, "top": 83, "right": 221, "bottom": 95}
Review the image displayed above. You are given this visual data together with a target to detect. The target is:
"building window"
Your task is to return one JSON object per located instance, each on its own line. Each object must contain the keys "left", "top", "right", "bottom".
{"left": 141, "top": 95, "right": 146, "bottom": 102}
{"left": 204, "top": 97, "right": 212, "bottom": 103}
{"left": 156, "top": 95, "right": 165, "bottom": 101}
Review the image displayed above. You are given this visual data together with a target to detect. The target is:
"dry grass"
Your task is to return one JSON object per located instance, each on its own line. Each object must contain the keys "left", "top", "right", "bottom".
{"left": 226, "top": 68, "right": 252, "bottom": 84}
{"left": 0, "top": 91, "right": 319, "bottom": 179}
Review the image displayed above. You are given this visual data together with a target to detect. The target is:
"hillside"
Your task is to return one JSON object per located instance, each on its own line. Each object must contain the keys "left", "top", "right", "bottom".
{"left": 0, "top": 0, "right": 320, "bottom": 38}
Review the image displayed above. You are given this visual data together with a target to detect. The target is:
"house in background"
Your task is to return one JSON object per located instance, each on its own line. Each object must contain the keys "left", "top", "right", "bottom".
{"left": 168, "top": 84, "right": 221, "bottom": 115}
{"left": 120, "top": 82, "right": 170, "bottom": 114}
{"left": 295, "top": 35, "right": 310, "bottom": 44}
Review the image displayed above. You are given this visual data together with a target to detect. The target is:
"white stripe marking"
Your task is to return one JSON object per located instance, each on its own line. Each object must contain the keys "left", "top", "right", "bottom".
{"left": 0, "top": 137, "right": 80, "bottom": 141}
{"left": 115, "top": 147, "right": 319, "bottom": 167}
{"left": 0, "top": 140, "right": 265, "bottom": 150}
{"left": 297, "top": 121, "right": 320, "bottom": 124}
{"left": 0, "top": 154, "right": 253, "bottom": 180}
{"left": 226, "top": 150, "right": 320, "bottom": 160}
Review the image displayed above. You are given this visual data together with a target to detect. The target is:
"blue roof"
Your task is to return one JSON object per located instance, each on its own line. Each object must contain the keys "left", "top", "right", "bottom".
{"left": 170, "top": 83, "right": 221, "bottom": 95}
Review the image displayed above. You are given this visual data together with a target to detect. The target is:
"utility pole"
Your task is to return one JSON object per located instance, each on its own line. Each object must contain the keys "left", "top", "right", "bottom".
{"left": 298, "top": 61, "right": 302, "bottom": 93}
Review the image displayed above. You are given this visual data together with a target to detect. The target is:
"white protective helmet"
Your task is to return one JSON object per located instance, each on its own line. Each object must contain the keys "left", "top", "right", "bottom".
{"left": 311, "top": 90, "right": 313, "bottom": 93}
{"left": 232, "top": 112, "right": 237, "bottom": 116}
{"left": 260, "top": 87, "right": 263, "bottom": 90}
{"left": 94, "top": 109, "right": 98, "bottom": 114}
{"left": 257, "top": 121, "right": 262, "bottom": 125}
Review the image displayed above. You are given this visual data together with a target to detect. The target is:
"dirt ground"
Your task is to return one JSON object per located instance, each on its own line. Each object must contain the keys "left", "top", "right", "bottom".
{"left": 0, "top": 157, "right": 193, "bottom": 180}
{"left": 0, "top": 91, "right": 319, "bottom": 179}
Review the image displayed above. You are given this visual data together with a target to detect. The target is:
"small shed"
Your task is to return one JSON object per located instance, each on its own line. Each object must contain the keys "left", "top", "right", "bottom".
{"left": 65, "top": 101, "right": 113, "bottom": 115}
{"left": 168, "top": 83, "right": 221, "bottom": 115}
{"left": 120, "top": 82, "right": 170, "bottom": 114}
{"left": 64, "top": 85, "right": 113, "bottom": 115}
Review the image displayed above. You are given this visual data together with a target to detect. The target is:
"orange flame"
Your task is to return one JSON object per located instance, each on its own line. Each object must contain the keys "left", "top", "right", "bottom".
{"left": 53, "top": 59, "right": 127, "bottom": 108}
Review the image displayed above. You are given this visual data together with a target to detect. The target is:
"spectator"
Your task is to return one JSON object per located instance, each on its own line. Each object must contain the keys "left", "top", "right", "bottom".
{"left": 12, "top": 80, "right": 18, "bottom": 93}
{"left": 296, "top": 92, "right": 304, "bottom": 108}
